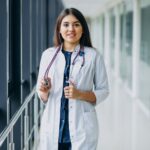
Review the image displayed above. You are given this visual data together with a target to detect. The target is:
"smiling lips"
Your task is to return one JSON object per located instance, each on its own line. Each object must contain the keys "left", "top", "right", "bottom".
{"left": 66, "top": 33, "right": 76, "bottom": 38}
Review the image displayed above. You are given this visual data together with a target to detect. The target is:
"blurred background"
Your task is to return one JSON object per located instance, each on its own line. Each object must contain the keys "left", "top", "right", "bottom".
{"left": 0, "top": 0, "right": 150, "bottom": 150}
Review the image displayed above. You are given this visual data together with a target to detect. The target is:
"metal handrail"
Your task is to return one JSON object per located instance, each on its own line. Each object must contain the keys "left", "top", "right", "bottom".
{"left": 0, "top": 88, "right": 36, "bottom": 147}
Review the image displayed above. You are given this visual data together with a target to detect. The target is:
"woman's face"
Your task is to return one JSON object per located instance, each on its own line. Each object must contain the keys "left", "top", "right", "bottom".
{"left": 60, "top": 15, "right": 83, "bottom": 45}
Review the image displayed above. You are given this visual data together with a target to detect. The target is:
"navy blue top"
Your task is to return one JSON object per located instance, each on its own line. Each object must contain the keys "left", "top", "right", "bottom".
{"left": 58, "top": 49, "right": 72, "bottom": 143}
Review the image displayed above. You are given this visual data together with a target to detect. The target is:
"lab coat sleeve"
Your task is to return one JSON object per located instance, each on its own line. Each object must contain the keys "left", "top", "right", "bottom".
{"left": 36, "top": 52, "right": 47, "bottom": 104}
{"left": 93, "top": 51, "right": 109, "bottom": 105}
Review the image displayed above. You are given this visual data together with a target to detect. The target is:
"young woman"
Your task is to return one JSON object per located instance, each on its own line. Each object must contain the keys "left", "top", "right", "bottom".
{"left": 36, "top": 8, "right": 109, "bottom": 150}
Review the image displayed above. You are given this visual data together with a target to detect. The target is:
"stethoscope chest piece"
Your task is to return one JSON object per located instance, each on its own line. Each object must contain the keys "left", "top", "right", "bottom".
{"left": 44, "top": 79, "right": 50, "bottom": 87}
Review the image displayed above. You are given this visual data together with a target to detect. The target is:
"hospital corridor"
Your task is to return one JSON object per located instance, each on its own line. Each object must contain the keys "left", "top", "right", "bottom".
{"left": 0, "top": 0, "right": 150, "bottom": 150}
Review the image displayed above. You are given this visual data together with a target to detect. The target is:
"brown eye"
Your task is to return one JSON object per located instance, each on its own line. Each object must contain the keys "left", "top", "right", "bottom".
{"left": 74, "top": 23, "right": 81, "bottom": 27}
{"left": 63, "top": 23, "right": 69, "bottom": 27}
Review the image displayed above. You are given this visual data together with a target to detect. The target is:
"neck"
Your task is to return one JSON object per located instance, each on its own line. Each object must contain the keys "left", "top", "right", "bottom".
{"left": 63, "top": 42, "right": 79, "bottom": 52}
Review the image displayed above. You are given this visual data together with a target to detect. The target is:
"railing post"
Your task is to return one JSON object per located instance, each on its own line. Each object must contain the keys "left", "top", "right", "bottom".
{"left": 9, "top": 129, "right": 15, "bottom": 150}
{"left": 0, "top": 88, "right": 38, "bottom": 149}
{"left": 34, "top": 92, "right": 39, "bottom": 150}
{"left": 24, "top": 107, "right": 29, "bottom": 150}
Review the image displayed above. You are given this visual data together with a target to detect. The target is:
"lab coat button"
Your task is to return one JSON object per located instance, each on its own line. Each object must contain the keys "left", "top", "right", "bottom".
{"left": 71, "top": 135, "right": 74, "bottom": 139}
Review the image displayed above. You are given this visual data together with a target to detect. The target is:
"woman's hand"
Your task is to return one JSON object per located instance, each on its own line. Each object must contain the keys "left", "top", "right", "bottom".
{"left": 39, "top": 78, "right": 51, "bottom": 92}
{"left": 64, "top": 84, "right": 80, "bottom": 99}
{"left": 39, "top": 77, "right": 51, "bottom": 102}
{"left": 64, "top": 81, "right": 96, "bottom": 104}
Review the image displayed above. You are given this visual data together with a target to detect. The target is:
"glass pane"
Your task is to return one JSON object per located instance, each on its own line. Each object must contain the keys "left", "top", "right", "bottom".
{"left": 110, "top": 9, "right": 115, "bottom": 69}
{"left": 120, "top": 2, "right": 133, "bottom": 88}
{"left": 99, "top": 16, "right": 105, "bottom": 55}
{"left": 139, "top": 2, "right": 150, "bottom": 109}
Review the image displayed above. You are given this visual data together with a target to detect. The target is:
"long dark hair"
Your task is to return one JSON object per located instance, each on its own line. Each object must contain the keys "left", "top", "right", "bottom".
{"left": 53, "top": 8, "right": 93, "bottom": 47}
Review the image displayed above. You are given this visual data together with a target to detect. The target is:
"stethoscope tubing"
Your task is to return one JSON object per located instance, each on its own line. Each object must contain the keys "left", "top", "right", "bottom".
{"left": 44, "top": 45, "right": 85, "bottom": 80}
{"left": 44, "top": 46, "right": 61, "bottom": 80}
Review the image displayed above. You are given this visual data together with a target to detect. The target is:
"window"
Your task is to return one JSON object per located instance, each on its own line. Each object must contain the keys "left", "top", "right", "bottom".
{"left": 139, "top": 1, "right": 150, "bottom": 109}
{"left": 120, "top": 2, "right": 133, "bottom": 88}
{"left": 110, "top": 9, "right": 115, "bottom": 69}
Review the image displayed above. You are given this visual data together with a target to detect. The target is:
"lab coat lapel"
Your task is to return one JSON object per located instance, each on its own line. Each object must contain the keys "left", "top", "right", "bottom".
{"left": 70, "top": 45, "right": 83, "bottom": 86}
{"left": 54, "top": 48, "right": 66, "bottom": 86}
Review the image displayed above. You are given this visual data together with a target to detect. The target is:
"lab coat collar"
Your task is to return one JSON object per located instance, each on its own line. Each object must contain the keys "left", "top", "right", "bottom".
{"left": 60, "top": 43, "right": 81, "bottom": 53}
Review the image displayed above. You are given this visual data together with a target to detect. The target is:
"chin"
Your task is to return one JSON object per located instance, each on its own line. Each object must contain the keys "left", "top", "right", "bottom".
{"left": 67, "top": 39, "right": 79, "bottom": 44}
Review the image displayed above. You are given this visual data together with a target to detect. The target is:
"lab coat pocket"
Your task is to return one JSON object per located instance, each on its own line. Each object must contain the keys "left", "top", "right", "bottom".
{"left": 83, "top": 111, "right": 98, "bottom": 142}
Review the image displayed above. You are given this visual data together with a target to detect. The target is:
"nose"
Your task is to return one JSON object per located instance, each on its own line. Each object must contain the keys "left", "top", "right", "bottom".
{"left": 68, "top": 24, "right": 75, "bottom": 31}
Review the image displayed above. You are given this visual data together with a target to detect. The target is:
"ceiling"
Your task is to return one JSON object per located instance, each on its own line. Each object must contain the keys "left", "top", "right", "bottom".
{"left": 62, "top": 0, "right": 109, "bottom": 18}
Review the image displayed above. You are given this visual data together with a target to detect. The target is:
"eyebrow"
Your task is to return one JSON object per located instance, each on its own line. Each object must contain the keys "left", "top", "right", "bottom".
{"left": 63, "top": 21, "right": 80, "bottom": 24}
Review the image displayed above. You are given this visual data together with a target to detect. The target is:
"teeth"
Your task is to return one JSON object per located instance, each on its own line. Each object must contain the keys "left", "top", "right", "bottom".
{"left": 67, "top": 34, "right": 75, "bottom": 37}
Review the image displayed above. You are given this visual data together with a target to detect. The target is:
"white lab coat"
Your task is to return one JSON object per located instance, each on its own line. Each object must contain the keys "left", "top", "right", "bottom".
{"left": 36, "top": 45, "right": 109, "bottom": 150}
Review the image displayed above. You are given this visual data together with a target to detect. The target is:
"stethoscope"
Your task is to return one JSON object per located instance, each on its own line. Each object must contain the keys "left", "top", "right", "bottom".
{"left": 43, "top": 45, "right": 85, "bottom": 86}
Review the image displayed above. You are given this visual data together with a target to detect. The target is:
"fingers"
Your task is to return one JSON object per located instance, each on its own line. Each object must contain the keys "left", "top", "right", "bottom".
{"left": 39, "top": 86, "right": 49, "bottom": 93}
{"left": 39, "top": 78, "right": 51, "bottom": 93}
{"left": 64, "top": 85, "right": 74, "bottom": 99}
{"left": 63, "top": 79, "right": 75, "bottom": 98}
